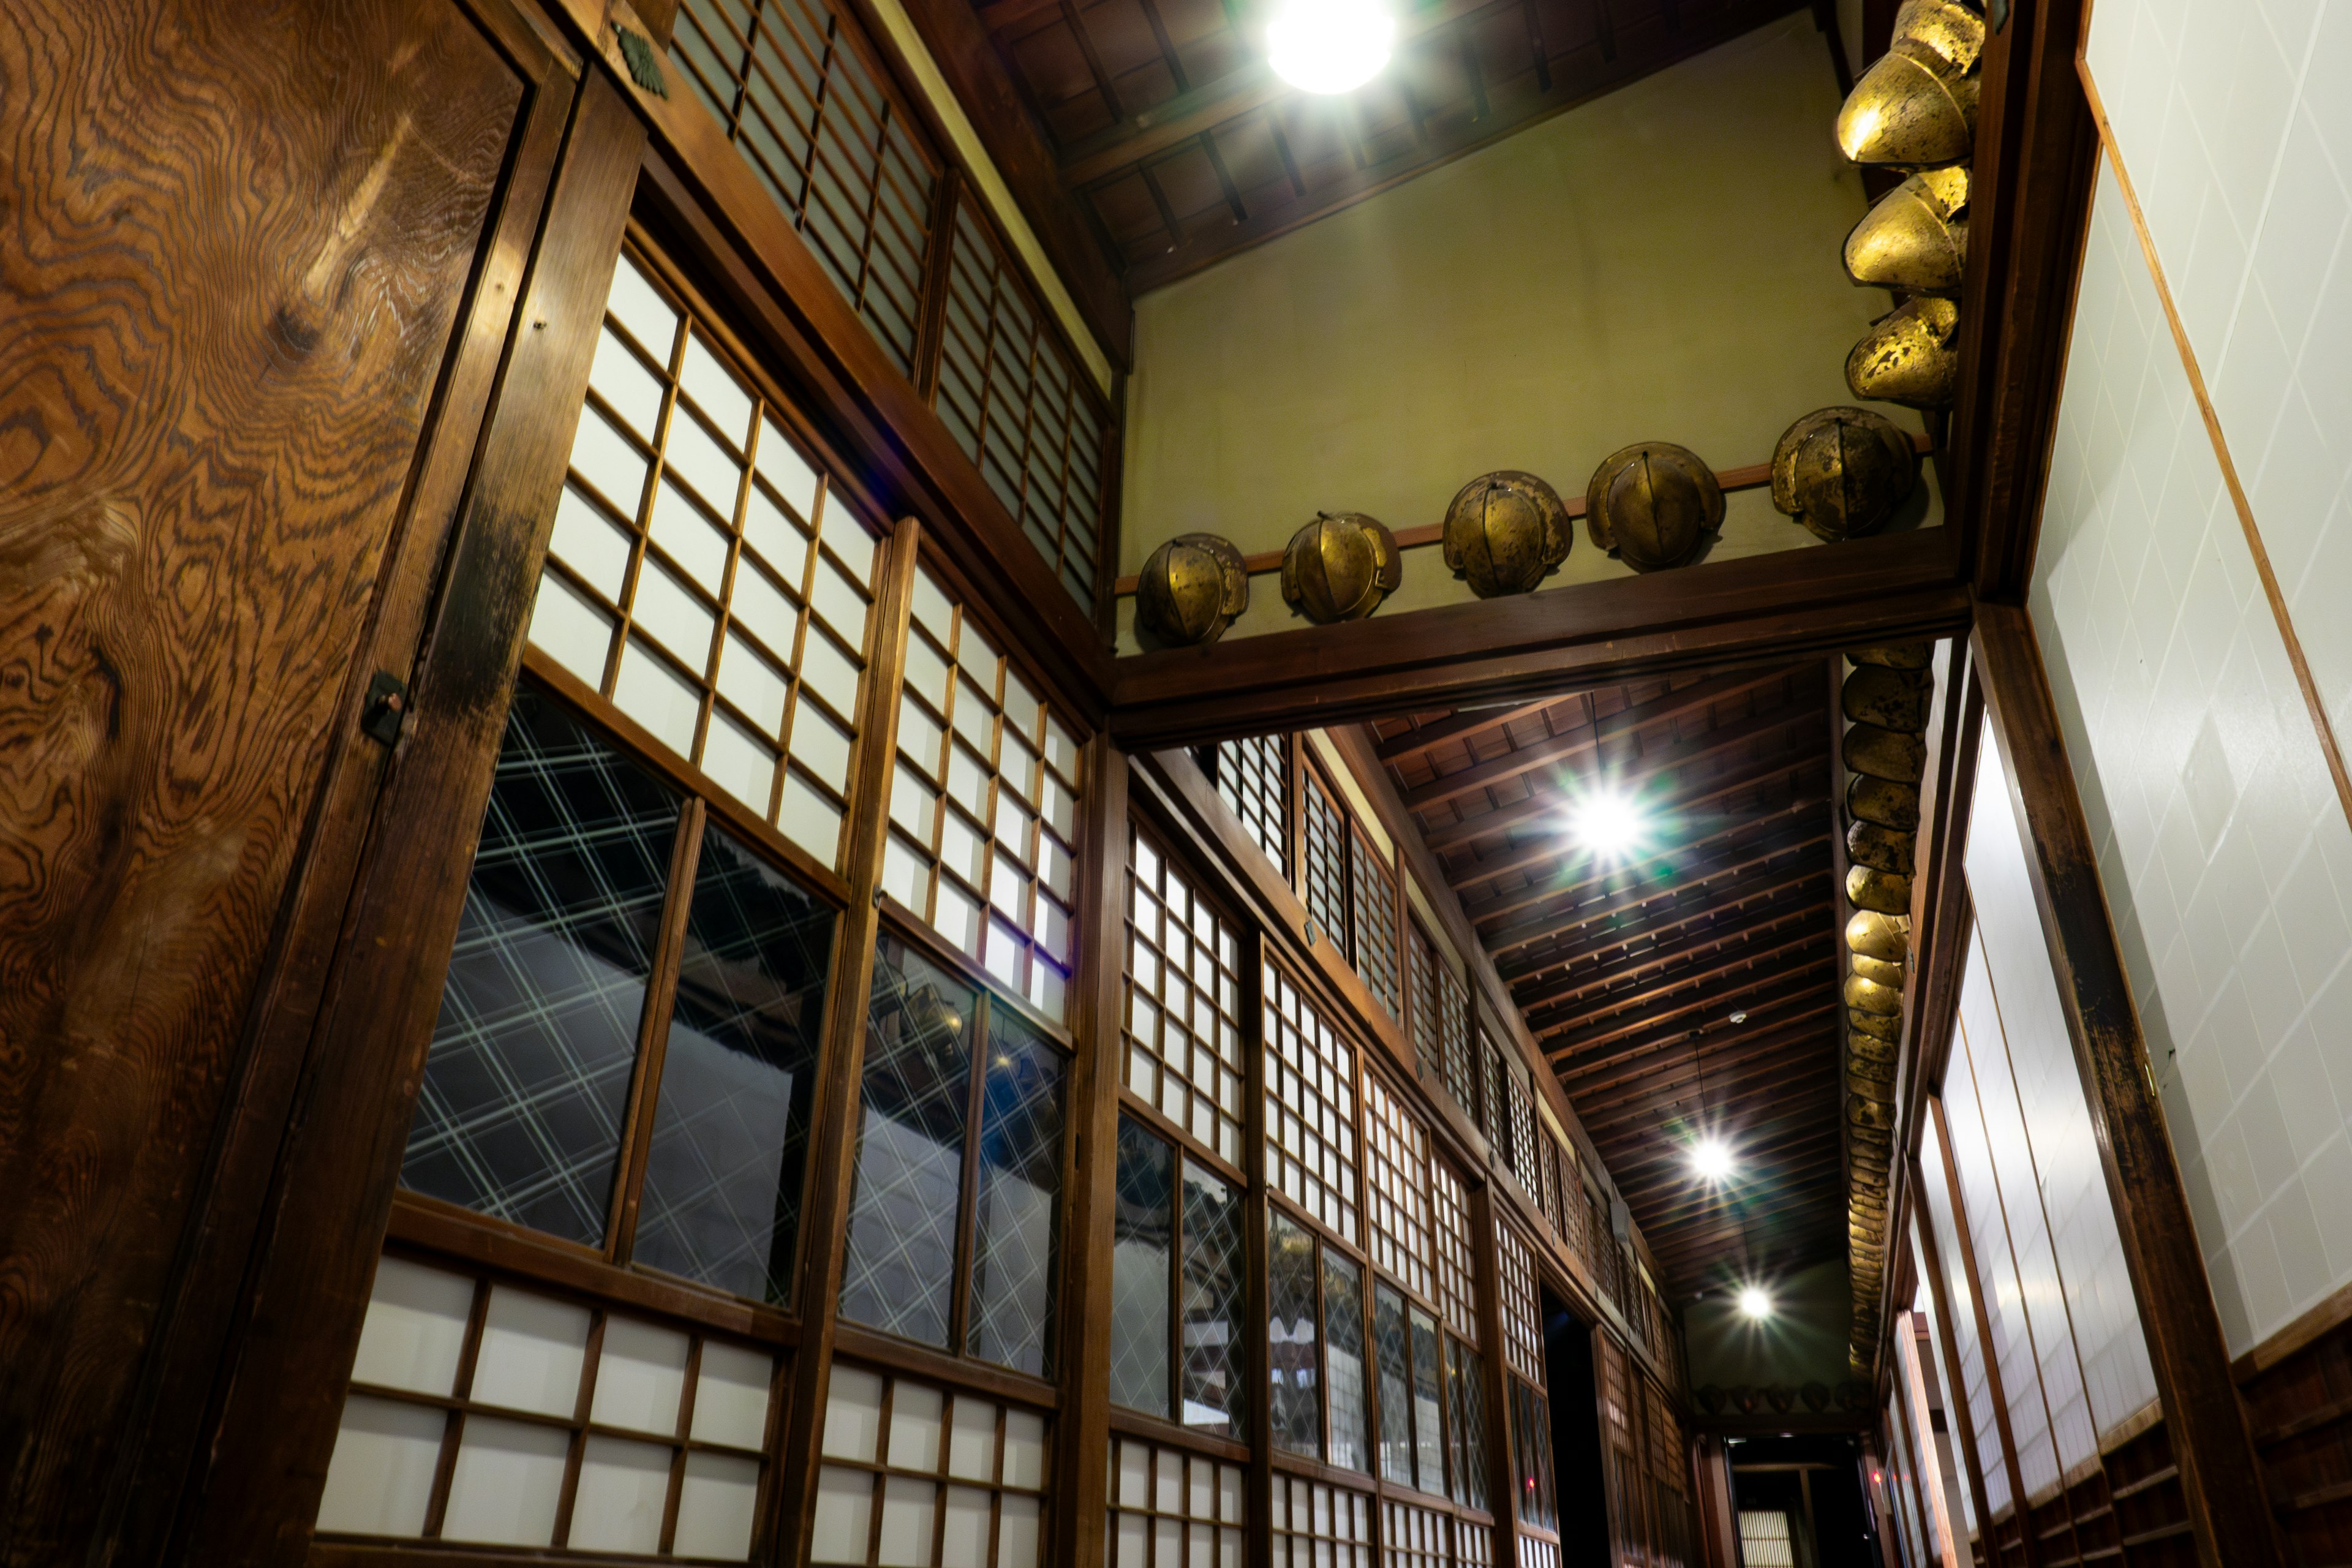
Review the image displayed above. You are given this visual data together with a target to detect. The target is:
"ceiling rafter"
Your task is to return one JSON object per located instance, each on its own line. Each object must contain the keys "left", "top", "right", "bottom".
{"left": 1458, "top": 794, "right": 1823, "bottom": 925}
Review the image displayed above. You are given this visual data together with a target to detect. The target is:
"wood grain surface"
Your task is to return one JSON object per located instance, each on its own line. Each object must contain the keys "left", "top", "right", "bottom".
{"left": 0, "top": 0, "right": 524, "bottom": 1556}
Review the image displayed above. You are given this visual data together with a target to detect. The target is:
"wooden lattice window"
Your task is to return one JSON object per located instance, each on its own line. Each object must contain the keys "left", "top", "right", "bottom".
{"left": 533, "top": 243, "right": 881, "bottom": 870}
{"left": 1300, "top": 771, "right": 1349, "bottom": 951}
{"left": 1382, "top": 1499, "right": 1452, "bottom": 1568}
{"left": 1124, "top": 825, "right": 1247, "bottom": 1166}
{"left": 1493, "top": 1221, "right": 1543, "bottom": 1385}
{"left": 668, "top": 0, "right": 939, "bottom": 372}
{"left": 1507, "top": 1065, "right": 1538, "bottom": 1197}
{"left": 1348, "top": 833, "right": 1400, "bottom": 1020}
{"left": 1262, "top": 963, "right": 1361, "bottom": 1245}
{"left": 1269, "top": 1476, "right": 1372, "bottom": 1567}
{"left": 1509, "top": 1377, "right": 1558, "bottom": 1537}
{"left": 317, "top": 1253, "right": 779, "bottom": 1557}
{"left": 807, "top": 1363, "right": 1052, "bottom": 1565}
{"left": 882, "top": 569, "right": 1081, "bottom": 1019}
{"left": 1214, "top": 734, "right": 1288, "bottom": 872}
{"left": 1430, "top": 1161, "right": 1478, "bottom": 1344}
{"left": 1363, "top": 1074, "right": 1434, "bottom": 1301}
{"left": 932, "top": 201, "right": 1108, "bottom": 613}
{"left": 1106, "top": 1436, "right": 1246, "bottom": 1566}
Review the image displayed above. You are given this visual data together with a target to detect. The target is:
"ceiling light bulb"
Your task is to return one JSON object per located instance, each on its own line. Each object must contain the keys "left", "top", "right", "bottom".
{"left": 1266, "top": 0, "right": 1395, "bottom": 95}
{"left": 1565, "top": 790, "right": 1646, "bottom": 856}
{"left": 1692, "top": 1139, "right": 1734, "bottom": 1180}
{"left": 1738, "top": 1286, "right": 1773, "bottom": 1319}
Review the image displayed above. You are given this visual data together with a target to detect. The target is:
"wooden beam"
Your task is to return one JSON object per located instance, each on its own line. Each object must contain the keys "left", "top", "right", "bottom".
{"left": 1972, "top": 604, "right": 2285, "bottom": 1568}
{"left": 1561, "top": 1012, "right": 1837, "bottom": 1107}
{"left": 1107, "top": 527, "right": 1970, "bottom": 748}
{"left": 1492, "top": 841, "right": 1830, "bottom": 976}
{"left": 1375, "top": 695, "right": 1570, "bottom": 764}
{"left": 1543, "top": 963, "right": 1836, "bottom": 1058}
{"left": 1517, "top": 897, "right": 1831, "bottom": 1017}
{"left": 1425, "top": 696, "right": 1825, "bottom": 853}
{"left": 1528, "top": 928, "right": 1836, "bottom": 1047}
{"left": 1402, "top": 667, "right": 1781, "bottom": 813}
{"left": 1460, "top": 795, "right": 1820, "bottom": 921}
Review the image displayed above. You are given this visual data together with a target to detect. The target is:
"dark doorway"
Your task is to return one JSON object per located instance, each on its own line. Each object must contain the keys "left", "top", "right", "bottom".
{"left": 1726, "top": 1436, "right": 1879, "bottom": 1568}
{"left": 1544, "top": 1289, "right": 1612, "bottom": 1568}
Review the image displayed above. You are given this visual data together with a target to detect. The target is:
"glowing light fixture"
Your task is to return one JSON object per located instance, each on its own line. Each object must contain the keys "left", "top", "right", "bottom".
{"left": 1738, "top": 1286, "right": 1773, "bottom": 1320}
{"left": 1692, "top": 1139, "right": 1735, "bottom": 1181}
{"left": 1564, "top": 788, "right": 1648, "bottom": 857}
{"left": 1266, "top": 0, "right": 1395, "bottom": 95}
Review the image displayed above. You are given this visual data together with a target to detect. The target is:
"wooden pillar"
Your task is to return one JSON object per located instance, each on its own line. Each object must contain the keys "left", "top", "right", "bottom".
{"left": 1970, "top": 604, "right": 2282, "bottom": 1568}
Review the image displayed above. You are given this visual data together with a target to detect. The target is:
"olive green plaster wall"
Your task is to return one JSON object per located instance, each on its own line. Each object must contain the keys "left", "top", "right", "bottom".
{"left": 1683, "top": 1258, "right": 1855, "bottom": 1395}
{"left": 1116, "top": 9, "right": 1939, "bottom": 652}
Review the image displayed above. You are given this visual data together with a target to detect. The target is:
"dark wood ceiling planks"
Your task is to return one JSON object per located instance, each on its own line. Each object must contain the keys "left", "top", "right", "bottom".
{"left": 967, "top": 0, "right": 1816, "bottom": 290}
{"left": 1371, "top": 661, "right": 1841, "bottom": 1297}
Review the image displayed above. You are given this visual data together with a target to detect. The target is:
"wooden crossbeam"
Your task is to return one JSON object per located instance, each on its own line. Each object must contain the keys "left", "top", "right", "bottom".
{"left": 1541, "top": 960, "right": 1833, "bottom": 1058}
{"left": 1375, "top": 695, "right": 1575, "bottom": 764}
{"left": 1492, "top": 836, "right": 1829, "bottom": 975}
{"left": 1526, "top": 927, "right": 1833, "bottom": 1039}
{"left": 1516, "top": 897, "right": 1830, "bottom": 1021}
{"left": 1458, "top": 793, "right": 1820, "bottom": 922}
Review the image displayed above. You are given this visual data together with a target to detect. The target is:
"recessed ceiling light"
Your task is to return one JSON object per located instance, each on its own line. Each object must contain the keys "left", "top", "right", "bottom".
{"left": 1265, "top": 0, "right": 1395, "bottom": 94}
{"left": 1692, "top": 1139, "right": 1735, "bottom": 1180}
{"left": 1563, "top": 788, "right": 1647, "bottom": 856}
{"left": 1739, "top": 1286, "right": 1773, "bottom": 1319}
{"left": 1728, "top": 1011, "right": 1747, "bottom": 1024}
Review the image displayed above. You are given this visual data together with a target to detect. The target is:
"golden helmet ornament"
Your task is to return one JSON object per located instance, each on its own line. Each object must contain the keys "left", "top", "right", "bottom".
{"left": 1847, "top": 296, "right": 1961, "bottom": 409}
{"left": 1281, "top": 511, "right": 1402, "bottom": 624}
{"left": 1442, "top": 470, "right": 1572, "bottom": 597}
{"left": 1843, "top": 663, "right": 1932, "bottom": 729}
{"left": 1584, "top": 442, "right": 1724, "bottom": 572}
{"left": 1835, "top": 0, "right": 1984, "bottom": 167}
{"left": 1850, "top": 641, "right": 1934, "bottom": 670}
{"left": 1846, "top": 909, "right": 1911, "bottom": 964}
{"left": 1770, "top": 407, "right": 1918, "bottom": 543}
{"left": 1135, "top": 532, "right": 1250, "bottom": 647}
{"left": 1845, "top": 166, "right": 1970, "bottom": 294}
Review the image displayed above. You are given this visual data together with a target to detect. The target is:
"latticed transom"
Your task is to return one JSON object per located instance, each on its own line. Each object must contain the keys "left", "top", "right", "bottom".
{"left": 1215, "top": 735, "right": 1287, "bottom": 872}
{"left": 1382, "top": 1499, "right": 1452, "bottom": 1568}
{"left": 807, "top": 1364, "right": 1050, "bottom": 1566}
{"left": 1508, "top": 1071, "right": 1538, "bottom": 1200}
{"left": 1125, "top": 826, "right": 1247, "bottom": 1167}
{"left": 1269, "top": 1477, "right": 1372, "bottom": 1567}
{"left": 1363, "top": 1075, "right": 1434, "bottom": 1302}
{"left": 1349, "top": 834, "right": 1400, "bottom": 1020}
{"left": 1300, "top": 774, "right": 1348, "bottom": 949}
{"left": 317, "top": 1254, "right": 777, "bottom": 1558}
{"left": 932, "top": 203, "right": 1107, "bottom": 614}
{"left": 1105, "top": 1437, "right": 1246, "bottom": 1567}
{"left": 1494, "top": 1222, "right": 1543, "bottom": 1385}
{"left": 883, "top": 568, "right": 1081, "bottom": 1019}
{"left": 667, "top": 0, "right": 939, "bottom": 372}
{"left": 1430, "top": 1161, "right": 1479, "bottom": 1344}
{"left": 1262, "top": 963, "right": 1360, "bottom": 1245}
{"left": 535, "top": 245, "right": 878, "bottom": 870}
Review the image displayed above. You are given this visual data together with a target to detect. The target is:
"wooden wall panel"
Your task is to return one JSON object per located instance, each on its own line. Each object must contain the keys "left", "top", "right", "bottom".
{"left": 0, "top": 0, "right": 538, "bottom": 1557}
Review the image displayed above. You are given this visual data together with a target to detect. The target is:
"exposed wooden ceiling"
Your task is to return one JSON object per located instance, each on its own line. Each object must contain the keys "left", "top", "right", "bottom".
{"left": 968, "top": 0, "right": 1815, "bottom": 290}
{"left": 1370, "top": 660, "right": 1841, "bottom": 1299}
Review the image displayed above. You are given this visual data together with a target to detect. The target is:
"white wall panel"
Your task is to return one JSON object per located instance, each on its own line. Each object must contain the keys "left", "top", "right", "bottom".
{"left": 2029, "top": 157, "right": 2352, "bottom": 1355}
{"left": 1920, "top": 1107, "right": 2012, "bottom": 1520}
{"left": 1966, "top": 737, "right": 2162, "bottom": 1437}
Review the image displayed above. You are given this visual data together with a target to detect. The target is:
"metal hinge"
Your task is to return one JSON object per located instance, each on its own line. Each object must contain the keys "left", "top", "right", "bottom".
{"left": 361, "top": 671, "right": 410, "bottom": 747}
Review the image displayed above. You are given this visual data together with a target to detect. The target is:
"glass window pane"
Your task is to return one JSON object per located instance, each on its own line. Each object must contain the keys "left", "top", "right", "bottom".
{"left": 1179, "top": 1161, "right": 1245, "bottom": 1438}
{"left": 1410, "top": 1307, "right": 1446, "bottom": 1494}
{"left": 633, "top": 825, "right": 834, "bottom": 1303}
{"left": 1374, "top": 1282, "right": 1414, "bottom": 1487}
{"left": 1448, "top": 1338, "right": 1488, "bottom": 1512}
{"left": 967, "top": 1012, "right": 1065, "bottom": 1378}
{"left": 1268, "top": 1212, "right": 1320, "bottom": 1458}
{"left": 401, "top": 691, "right": 677, "bottom": 1246}
{"left": 1108, "top": 1115, "right": 1172, "bottom": 1417}
{"left": 839, "top": 937, "right": 976, "bottom": 1346}
{"left": 1324, "top": 1251, "right": 1368, "bottom": 1474}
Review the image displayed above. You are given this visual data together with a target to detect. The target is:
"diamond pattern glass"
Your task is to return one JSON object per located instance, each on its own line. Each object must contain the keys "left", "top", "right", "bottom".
{"left": 1179, "top": 1161, "right": 1245, "bottom": 1436}
{"left": 402, "top": 690, "right": 681, "bottom": 1247}
{"left": 1374, "top": 1282, "right": 1414, "bottom": 1487}
{"left": 1322, "top": 1250, "right": 1368, "bottom": 1474}
{"left": 967, "top": 1010, "right": 1066, "bottom": 1378}
{"left": 1214, "top": 734, "right": 1287, "bottom": 873}
{"left": 1364, "top": 1074, "right": 1433, "bottom": 1303}
{"left": 530, "top": 244, "right": 879, "bottom": 869}
{"left": 633, "top": 824, "right": 834, "bottom": 1302}
{"left": 1447, "top": 1338, "right": 1490, "bottom": 1512}
{"left": 1431, "top": 1160, "right": 1479, "bottom": 1344}
{"left": 1109, "top": 1115, "right": 1174, "bottom": 1417}
{"left": 1510, "top": 1377, "right": 1557, "bottom": 1534}
{"left": 839, "top": 937, "right": 976, "bottom": 1346}
{"left": 1409, "top": 1305, "right": 1444, "bottom": 1494}
{"left": 882, "top": 569, "right": 1081, "bottom": 1020}
{"left": 1268, "top": 1211, "right": 1321, "bottom": 1460}
{"left": 1263, "top": 963, "right": 1359, "bottom": 1245}
{"left": 1124, "top": 825, "right": 1246, "bottom": 1167}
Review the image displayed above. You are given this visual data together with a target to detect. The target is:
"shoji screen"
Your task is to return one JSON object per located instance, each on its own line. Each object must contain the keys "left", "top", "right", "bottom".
{"left": 1961, "top": 739, "right": 2159, "bottom": 1438}
{"left": 1918, "top": 1110, "right": 2010, "bottom": 1522}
